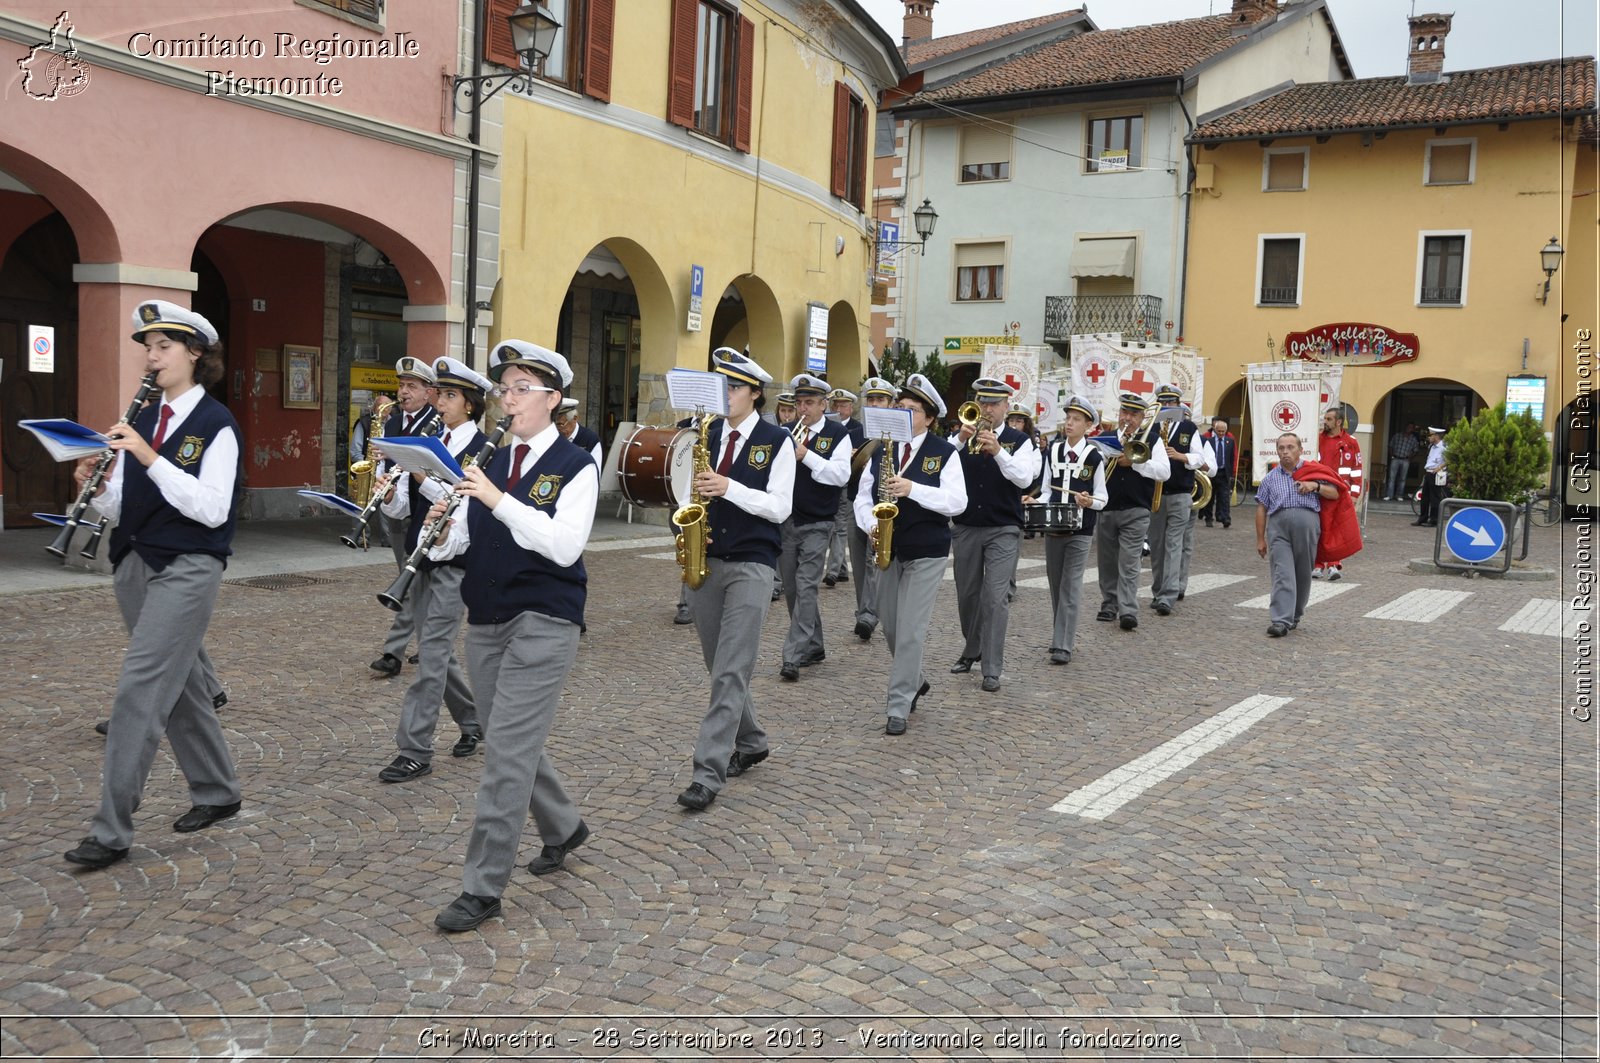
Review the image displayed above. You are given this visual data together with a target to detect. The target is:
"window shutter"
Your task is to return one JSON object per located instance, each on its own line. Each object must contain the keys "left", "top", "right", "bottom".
{"left": 960, "top": 124, "right": 1010, "bottom": 168}
{"left": 733, "top": 16, "right": 754, "bottom": 152}
{"left": 583, "top": 0, "right": 615, "bottom": 102}
{"left": 484, "top": 0, "right": 521, "bottom": 69}
{"left": 853, "top": 102, "right": 868, "bottom": 206}
{"left": 831, "top": 81, "right": 850, "bottom": 199}
{"left": 1265, "top": 151, "right": 1304, "bottom": 190}
{"left": 667, "top": 0, "right": 697, "bottom": 128}
{"left": 1428, "top": 143, "right": 1472, "bottom": 183}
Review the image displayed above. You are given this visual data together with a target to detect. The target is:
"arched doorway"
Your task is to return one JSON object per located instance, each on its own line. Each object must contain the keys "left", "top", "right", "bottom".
{"left": 825, "top": 299, "right": 861, "bottom": 384}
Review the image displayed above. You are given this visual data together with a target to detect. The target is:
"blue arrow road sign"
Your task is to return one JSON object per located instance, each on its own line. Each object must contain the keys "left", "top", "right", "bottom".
{"left": 1444, "top": 506, "right": 1506, "bottom": 563}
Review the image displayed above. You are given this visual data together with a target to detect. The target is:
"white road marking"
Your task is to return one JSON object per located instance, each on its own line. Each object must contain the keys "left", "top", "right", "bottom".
{"left": 589, "top": 536, "right": 676, "bottom": 552}
{"left": 638, "top": 551, "right": 681, "bottom": 560}
{"left": 1051, "top": 694, "right": 1294, "bottom": 820}
{"left": 1030, "top": 571, "right": 1253, "bottom": 593}
{"left": 1236, "top": 581, "right": 1359, "bottom": 609}
{"left": 1499, "top": 599, "right": 1574, "bottom": 638}
{"left": 1363, "top": 588, "right": 1473, "bottom": 623}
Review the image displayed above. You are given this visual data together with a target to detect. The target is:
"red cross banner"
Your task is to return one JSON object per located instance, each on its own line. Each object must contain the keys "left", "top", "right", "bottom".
{"left": 1246, "top": 362, "right": 1324, "bottom": 482}
{"left": 980, "top": 344, "right": 1047, "bottom": 420}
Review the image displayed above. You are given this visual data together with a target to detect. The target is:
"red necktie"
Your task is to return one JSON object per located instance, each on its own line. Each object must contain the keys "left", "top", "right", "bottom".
{"left": 151, "top": 404, "right": 174, "bottom": 449}
{"left": 899, "top": 442, "right": 915, "bottom": 475}
{"left": 1067, "top": 449, "right": 1079, "bottom": 463}
{"left": 442, "top": 430, "right": 452, "bottom": 448}
{"left": 505, "top": 443, "right": 530, "bottom": 493}
{"left": 716, "top": 429, "right": 740, "bottom": 476}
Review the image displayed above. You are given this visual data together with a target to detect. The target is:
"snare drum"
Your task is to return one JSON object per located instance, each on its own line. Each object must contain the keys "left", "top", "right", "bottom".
{"left": 617, "top": 426, "right": 696, "bottom": 508}
{"left": 1021, "top": 500, "right": 1082, "bottom": 537}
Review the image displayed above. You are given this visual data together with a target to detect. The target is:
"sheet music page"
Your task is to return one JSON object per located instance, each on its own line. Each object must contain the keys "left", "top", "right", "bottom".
{"left": 665, "top": 369, "right": 729, "bottom": 416}
{"left": 861, "top": 406, "right": 914, "bottom": 444}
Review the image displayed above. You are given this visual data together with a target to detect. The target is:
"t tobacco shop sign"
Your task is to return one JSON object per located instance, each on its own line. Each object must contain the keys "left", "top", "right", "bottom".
{"left": 1285, "top": 323, "right": 1419, "bottom": 367}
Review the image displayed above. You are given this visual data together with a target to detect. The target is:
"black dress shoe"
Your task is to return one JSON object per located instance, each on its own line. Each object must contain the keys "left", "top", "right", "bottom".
{"left": 823, "top": 576, "right": 836, "bottom": 588}
{"left": 1267, "top": 622, "right": 1289, "bottom": 637}
{"left": 1049, "top": 649, "right": 1071, "bottom": 665}
{"left": 1177, "top": 592, "right": 1185, "bottom": 602}
{"left": 450, "top": 733, "right": 481, "bottom": 758}
{"left": 379, "top": 756, "right": 432, "bottom": 783}
{"left": 173, "top": 801, "right": 241, "bottom": 833}
{"left": 65, "top": 837, "right": 128, "bottom": 869}
{"left": 779, "top": 663, "right": 799, "bottom": 682}
{"left": 980, "top": 676, "right": 1001, "bottom": 693}
{"left": 911, "top": 680, "right": 930, "bottom": 713}
{"left": 949, "top": 655, "right": 978, "bottom": 674}
{"left": 727, "top": 748, "right": 769, "bottom": 777}
{"left": 526, "top": 820, "right": 589, "bottom": 875}
{"left": 370, "top": 653, "right": 401, "bottom": 677}
{"left": 94, "top": 719, "right": 109, "bottom": 735}
{"left": 213, "top": 691, "right": 228, "bottom": 710}
{"left": 1153, "top": 602, "right": 1172, "bottom": 616}
{"left": 836, "top": 572, "right": 849, "bottom": 583}
{"left": 674, "top": 606, "right": 693, "bottom": 625}
{"left": 407, "top": 654, "right": 420, "bottom": 665}
{"left": 1119, "top": 615, "right": 1138, "bottom": 631}
{"left": 800, "top": 651, "right": 825, "bottom": 667}
{"left": 1095, "top": 609, "right": 1115, "bottom": 622}
{"left": 677, "top": 782, "right": 716, "bottom": 811}
{"left": 885, "top": 716, "right": 907, "bottom": 736}
{"left": 854, "top": 620, "right": 873, "bottom": 641}
{"left": 435, "top": 892, "right": 501, "bottom": 932}
{"left": 1411, "top": 519, "right": 1427, "bottom": 526}
{"left": 771, "top": 586, "right": 783, "bottom": 601}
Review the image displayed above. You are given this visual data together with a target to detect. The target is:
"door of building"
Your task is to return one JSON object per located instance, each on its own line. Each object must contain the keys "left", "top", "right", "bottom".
{"left": 600, "top": 312, "right": 638, "bottom": 452}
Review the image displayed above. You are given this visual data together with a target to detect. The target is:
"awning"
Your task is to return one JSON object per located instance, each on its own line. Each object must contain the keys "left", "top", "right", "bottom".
{"left": 1069, "top": 238, "right": 1136, "bottom": 278}
{"left": 577, "top": 246, "right": 629, "bottom": 280}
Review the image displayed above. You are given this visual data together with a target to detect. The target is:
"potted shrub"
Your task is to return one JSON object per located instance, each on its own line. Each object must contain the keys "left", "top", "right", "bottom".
{"left": 1441, "top": 402, "right": 1551, "bottom": 548}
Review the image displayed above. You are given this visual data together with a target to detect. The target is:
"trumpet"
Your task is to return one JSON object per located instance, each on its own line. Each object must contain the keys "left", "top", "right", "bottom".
{"left": 47, "top": 370, "right": 161, "bottom": 561}
{"left": 957, "top": 401, "right": 991, "bottom": 453}
{"left": 341, "top": 410, "right": 441, "bottom": 549}
{"left": 377, "top": 414, "right": 512, "bottom": 611}
{"left": 870, "top": 434, "right": 897, "bottom": 569}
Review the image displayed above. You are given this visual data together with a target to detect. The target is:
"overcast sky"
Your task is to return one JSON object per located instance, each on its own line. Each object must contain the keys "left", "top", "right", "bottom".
{"left": 857, "top": 0, "right": 1596, "bottom": 77}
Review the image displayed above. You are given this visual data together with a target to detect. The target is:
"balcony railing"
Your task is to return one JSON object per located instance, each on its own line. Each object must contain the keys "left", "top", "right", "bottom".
{"left": 1259, "top": 285, "right": 1299, "bottom": 306}
{"left": 1420, "top": 286, "right": 1462, "bottom": 306}
{"left": 1043, "top": 294, "right": 1163, "bottom": 344}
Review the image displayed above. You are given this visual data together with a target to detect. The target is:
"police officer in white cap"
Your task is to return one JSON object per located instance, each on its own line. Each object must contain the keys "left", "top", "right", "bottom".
{"left": 372, "top": 356, "right": 442, "bottom": 678}
{"left": 855, "top": 373, "right": 966, "bottom": 736}
{"left": 777, "top": 374, "right": 852, "bottom": 681}
{"left": 823, "top": 387, "right": 863, "bottom": 586}
{"left": 677, "top": 348, "right": 795, "bottom": 811}
{"left": 847, "top": 376, "right": 897, "bottom": 640}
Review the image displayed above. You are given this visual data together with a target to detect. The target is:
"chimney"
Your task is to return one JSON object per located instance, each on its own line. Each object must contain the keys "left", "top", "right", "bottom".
{"left": 903, "top": 0, "right": 936, "bottom": 46}
{"left": 1407, "top": 13, "right": 1452, "bottom": 84}
{"left": 1230, "top": 0, "right": 1277, "bottom": 22}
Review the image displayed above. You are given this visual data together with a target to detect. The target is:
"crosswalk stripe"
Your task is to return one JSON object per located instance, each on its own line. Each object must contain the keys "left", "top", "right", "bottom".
{"left": 1051, "top": 694, "right": 1294, "bottom": 820}
{"left": 1237, "top": 581, "right": 1359, "bottom": 609}
{"left": 1499, "top": 599, "right": 1572, "bottom": 638}
{"left": 588, "top": 536, "right": 676, "bottom": 552}
{"left": 1363, "top": 588, "right": 1473, "bottom": 623}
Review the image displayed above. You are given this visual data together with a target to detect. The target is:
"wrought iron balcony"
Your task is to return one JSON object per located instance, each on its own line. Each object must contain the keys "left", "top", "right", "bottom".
{"left": 1043, "top": 294, "right": 1163, "bottom": 344}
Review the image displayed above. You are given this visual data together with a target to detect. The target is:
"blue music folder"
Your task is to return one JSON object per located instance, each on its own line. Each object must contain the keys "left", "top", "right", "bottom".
{"left": 373, "top": 436, "right": 464, "bottom": 484}
{"left": 19, "top": 419, "right": 110, "bottom": 462}
{"left": 296, "top": 490, "right": 365, "bottom": 519}
{"left": 31, "top": 513, "right": 70, "bottom": 527}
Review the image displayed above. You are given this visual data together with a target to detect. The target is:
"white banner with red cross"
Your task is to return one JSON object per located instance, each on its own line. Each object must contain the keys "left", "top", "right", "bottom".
{"left": 980, "top": 344, "right": 1048, "bottom": 421}
{"left": 1245, "top": 362, "right": 1343, "bottom": 481}
{"left": 1070, "top": 334, "right": 1207, "bottom": 427}
{"left": 1035, "top": 369, "right": 1072, "bottom": 432}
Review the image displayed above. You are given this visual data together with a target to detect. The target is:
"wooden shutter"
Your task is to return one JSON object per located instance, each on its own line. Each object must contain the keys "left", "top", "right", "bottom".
{"left": 830, "top": 81, "right": 850, "bottom": 199}
{"left": 853, "top": 100, "right": 868, "bottom": 206}
{"left": 484, "top": 0, "right": 521, "bottom": 69}
{"left": 733, "top": 16, "right": 754, "bottom": 152}
{"left": 582, "top": 0, "right": 615, "bottom": 102}
{"left": 667, "top": 0, "right": 698, "bottom": 128}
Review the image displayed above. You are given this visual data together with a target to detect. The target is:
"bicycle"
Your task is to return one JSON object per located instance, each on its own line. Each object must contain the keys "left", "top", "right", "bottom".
{"left": 1526, "top": 488, "right": 1563, "bottom": 527}
{"left": 1407, "top": 487, "right": 1423, "bottom": 517}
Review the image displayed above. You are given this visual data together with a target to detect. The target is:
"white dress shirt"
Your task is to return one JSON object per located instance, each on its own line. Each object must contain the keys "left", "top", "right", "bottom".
{"left": 795, "top": 415, "right": 852, "bottom": 487}
{"left": 854, "top": 430, "right": 968, "bottom": 533}
{"left": 381, "top": 420, "right": 483, "bottom": 519}
{"left": 716, "top": 410, "right": 795, "bottom": 525}
{"left": 1040, "top": 436, "right": 1109, "bottom": 511}
{"left": 947, "top": 429, "right": 1044, "bottom": 489}
{"left": 93, "top": 383, "right": 238, "bottom": 529}
{"left": 431, "top": 422, "right": 596, "bottom": 567}
{"left": 1129, "top": 430, "right": 1173, "bottom": 482}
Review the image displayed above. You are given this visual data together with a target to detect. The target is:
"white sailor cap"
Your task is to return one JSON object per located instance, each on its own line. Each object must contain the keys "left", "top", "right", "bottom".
{"left": 712, "top": 347, "right": 772, "bottom": 387}
{"left": 827, "top": 387, "right": 857, "bottom": 404}
{"left": 789, "top": 373, "right": 830, "bottom": 397}
{"left": 861, "top": 376, "right": 896, "bottom": 399}
{"left": 557, "top": 397, "right": 580, "bottom": 414}
{"left": 1427, "top": 425, "right": 1446, "bottom": 434}
{"left": 131, "top": 300, "right": 218, "bottom": 346}
{"left": 971, "top": 377, "right": 1015, "bottom": 402}
{"left": 488, "top": 340, "right": 573, "bottom": 388}
{"left": 1063, "top": 393, "right": 1099, "bottom": 423}
{"left": 431, "top": 356, "right": 491, "bottom": 395}
{"left": 1155, "top": 382, "right": 1183, "bottom": 403}
{"left": 775, "top": 391, "right": 797, "bottom": 408}
{"left": 900, "top": 373, "right": 947, "bottom": 418}
{"left": 394, "top": 356, "right": 437, "bottom": 385}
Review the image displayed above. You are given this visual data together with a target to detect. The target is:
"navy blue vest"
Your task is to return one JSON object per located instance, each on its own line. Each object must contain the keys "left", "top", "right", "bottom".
{"left": 570, "top": 423, "right": 600, "bottom": 463}
{"left": 1161, "top": 415, "right": 1200, "bottom": 492}
{"left": 460, "top": 434, "right": 590, "bottom": 626}
{"left": 871, "top": 433, "right": 957, "bottom": 561}
{"left": 839, "top": 417, "right": 867, "bottom": 493}
{"left": 953, "top": 424, "right": 1029, "bottom": 528}
{"left": 1046, "top": 436, "right": 1103, "bottom": 537}
{"left": 791, "top": 418, "right": 850, "bottom": 524}
{"left": 705, "top": 417, "right": 789, "bottom": 568}
{"left": 1104, "top": 454, "right": 1158, "bottom": 511}
{"left": 110, "top": 394, "right": 240, "bottom": 571}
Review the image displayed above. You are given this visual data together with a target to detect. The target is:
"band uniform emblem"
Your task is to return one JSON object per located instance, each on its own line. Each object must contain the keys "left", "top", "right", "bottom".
{"left": 747, "top": 444, "right": 772, "bottom": 468}
{"left": 921, "top": 456, "right": 943, "bottom": 475}
{"left": 530, "top": 473, "right": 562, "bottom": 505}
{"left": 1002, "top": 441, "right": 1017, "bottom": 454}
{"left": 175, "top": 435, "right": 205, "bottom": 466}
{"left": 813, "top": 436, "right": 832, "bottom": 453}
{"left": 139, "top": 304, "right": 159, "bottom": 324}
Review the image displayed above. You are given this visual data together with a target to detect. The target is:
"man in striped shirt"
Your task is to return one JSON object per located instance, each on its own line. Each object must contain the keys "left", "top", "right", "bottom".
{"left": 1255, "top": 433, "right": 1338, "bottom": 638}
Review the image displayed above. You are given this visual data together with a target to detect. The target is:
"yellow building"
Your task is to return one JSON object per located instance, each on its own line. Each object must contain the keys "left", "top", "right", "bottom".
{"left": 480, "top": 0, "right": 903, "bottom": 447}
{"left": 1184, "top": 13, "right": 1596, "bottom": 502}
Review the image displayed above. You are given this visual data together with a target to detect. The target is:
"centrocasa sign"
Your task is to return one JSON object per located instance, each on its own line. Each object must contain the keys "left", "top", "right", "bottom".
{"left": 1285, "top": 323, "right": 1419, "bottom": 367}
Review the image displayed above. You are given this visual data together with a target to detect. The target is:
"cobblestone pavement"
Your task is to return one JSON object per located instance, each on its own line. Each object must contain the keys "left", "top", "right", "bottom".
{"left": 1, "top": 507, "right": 1593, "bottom": 1060}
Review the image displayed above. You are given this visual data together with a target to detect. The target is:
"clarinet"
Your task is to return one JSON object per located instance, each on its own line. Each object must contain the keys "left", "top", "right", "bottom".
{"left": 377, "top": 414, "right": 513, "bottom": 611}
{"left": 47, "top": 371, "right": 161, "bottom": 560}
{"left": 340, "top": 413, "right": 444, "bottom": 549}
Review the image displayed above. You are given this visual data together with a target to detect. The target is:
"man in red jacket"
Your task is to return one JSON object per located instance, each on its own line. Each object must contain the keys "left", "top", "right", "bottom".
{"left": 1314, "top": 408, "right": 1362, "bottom": 581}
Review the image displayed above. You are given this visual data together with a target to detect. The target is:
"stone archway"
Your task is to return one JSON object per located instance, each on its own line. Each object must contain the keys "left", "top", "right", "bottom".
{"left": 825, "top": 299, "right": 862, "bottom": 384}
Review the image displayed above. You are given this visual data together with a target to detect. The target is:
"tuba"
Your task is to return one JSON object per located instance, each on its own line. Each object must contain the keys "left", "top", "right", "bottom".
{"left": 672, "top": 411, "right": 715, "bottom": 589}
{"left": 870, "top": 435, "right": 898, "bottom": 569}
{"left": 1192, "top": 470, "right": 1214, "bottom": 511}
{"left": 957, "top": 401, "right": 991, "bottom": 453}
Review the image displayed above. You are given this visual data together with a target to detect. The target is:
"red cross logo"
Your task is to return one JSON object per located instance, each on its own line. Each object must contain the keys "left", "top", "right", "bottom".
{"left": 1272, "top": 401, "right": 1301, "bottom": 430}
{"left": 1121, "top": 368, "right": 1156, "bottom": 395}
{"left": 1003, "top": 373, "right": 1024, "bottom": 393}
{"left": 1084, "top": 359, "right": 1107, "bottom": 385}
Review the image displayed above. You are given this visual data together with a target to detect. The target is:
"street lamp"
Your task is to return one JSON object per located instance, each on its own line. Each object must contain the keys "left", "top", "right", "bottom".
{"left": 1539, "top": 236, "right": 1564, "bottom": 305}
{"left": 877, "top": 198, "right": 938, "bottom": 260}
{"left": 451, "top": 3, "right": 561, "bottom": 113}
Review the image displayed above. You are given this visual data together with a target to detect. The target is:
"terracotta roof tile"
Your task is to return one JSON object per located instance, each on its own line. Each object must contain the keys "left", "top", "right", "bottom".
{"left": 1191, "top": 58, "right": 1597, "bottom": 140}
{"left": 904, "top": 10, "right": 1086, "bottom": 67}
{"left": 915, "top": 13, "right": 1251, "bottom": 102}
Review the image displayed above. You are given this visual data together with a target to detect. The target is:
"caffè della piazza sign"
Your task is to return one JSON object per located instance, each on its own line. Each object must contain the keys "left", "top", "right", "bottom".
{"left": 1285, "top": 323, "right": 1419, "bottom": 367}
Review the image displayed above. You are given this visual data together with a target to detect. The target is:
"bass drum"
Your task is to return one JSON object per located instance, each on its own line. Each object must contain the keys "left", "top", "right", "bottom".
{"left": 617, "top": 426, "right": 696, "bottom": 508}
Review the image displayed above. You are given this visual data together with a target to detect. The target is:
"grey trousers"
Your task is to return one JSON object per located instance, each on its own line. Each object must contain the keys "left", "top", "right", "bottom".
{"left": 460, "top": 611, "right": 581, "bottom": 899}
{"left": 1096, "top": 507, "right": 1150, "bottom": 618}
{"left": 93, "top": 552, "right": 240, "bottom": 849}
{"left": 849, "top": 523, "right": 881, "bottom": 629}
{"left": 1179, "top": 501, "right": 1199, "bottom": 596}
{"left": 779, "top": 520, "right": 831, "bottom": 666}
{"left": 380, "top": 512, "right": 417, "bottom": 659}
{"left": 1044, "top": 533, "right": 1092, "bottom": 654}
{"left": 951, "top": 524, "right": 1022, "bottom": 678}
{"left": 1267, "top": 507, "right": 1321, "bottom": 626}
{"left": 688, "top": 559, "right": 772, "bottom": 792}
{"left": 825, "top": 493, "right": 852, "bottom": 579}
{"left": 395, "top": 565, "right": 481, "bottom": 763}
{"left": 1148, "top": 497, "right": 1194, "bottom": 608}
{"left": 880, "top": 555, "right": 947, "bottom": 720}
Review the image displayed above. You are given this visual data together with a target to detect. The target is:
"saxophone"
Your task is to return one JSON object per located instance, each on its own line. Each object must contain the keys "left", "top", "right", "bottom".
{"left": 672, "top": 411, "right": 716, "bottom": 589}
{"left": 871, "top": 435, "right": 898, "bottom": 569}
{"left": 350, "top": 399, "right": 395, "bottom": 509}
